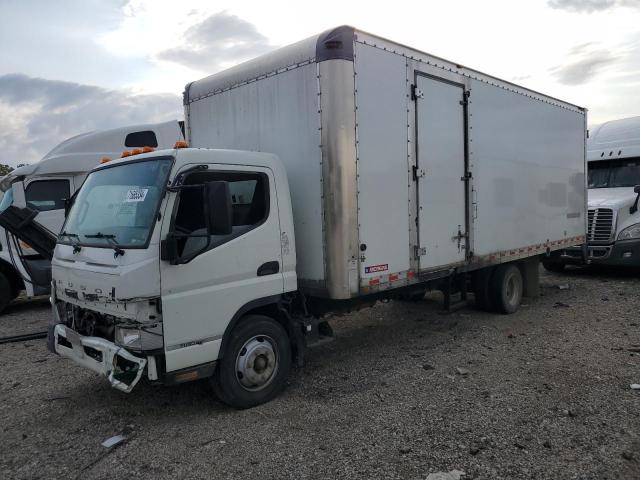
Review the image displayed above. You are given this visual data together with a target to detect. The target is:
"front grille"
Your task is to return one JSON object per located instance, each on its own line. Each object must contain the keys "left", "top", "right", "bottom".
{"left": 587, "top": 208, "right": 614, "bottom": 243}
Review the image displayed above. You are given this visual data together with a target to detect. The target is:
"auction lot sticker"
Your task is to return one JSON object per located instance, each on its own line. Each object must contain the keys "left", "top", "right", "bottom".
{"left": 125, "top": 188, "right": 148, "bottom": 202}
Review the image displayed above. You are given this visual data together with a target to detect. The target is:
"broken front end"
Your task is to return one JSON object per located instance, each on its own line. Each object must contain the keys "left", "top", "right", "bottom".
{"left": 49, "top": 286, "right": 163, "bottom": 393}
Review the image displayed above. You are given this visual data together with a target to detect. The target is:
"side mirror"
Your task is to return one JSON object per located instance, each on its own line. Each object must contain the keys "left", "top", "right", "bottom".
{"left": 160, "top": 235, "right": 179, "bottom": 264}
{"left": 204, "top": 181, "right": 232, "bottom": 235}
{"left": 630, "top": 185, "right": 640, "bottom": 215}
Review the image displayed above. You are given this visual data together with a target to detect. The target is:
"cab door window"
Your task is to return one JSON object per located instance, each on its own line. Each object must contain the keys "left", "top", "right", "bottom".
{"left": 172, "top": 171, "right": 269, "bottom": 258}
{"left": 25, "top": 179, "right": 70, "bottom": 211}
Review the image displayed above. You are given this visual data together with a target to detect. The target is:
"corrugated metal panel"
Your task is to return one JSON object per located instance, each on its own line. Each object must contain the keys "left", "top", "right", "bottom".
{"left": 354, "top": 43, "right": 410, "bottom": 281}
{"left": 187, "top": 63, "right": 326, "bottom": 282}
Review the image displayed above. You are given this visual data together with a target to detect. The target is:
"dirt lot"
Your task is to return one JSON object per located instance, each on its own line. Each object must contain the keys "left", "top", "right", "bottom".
{"left": 0, "top": 267, "right": 639, "bottom": 480}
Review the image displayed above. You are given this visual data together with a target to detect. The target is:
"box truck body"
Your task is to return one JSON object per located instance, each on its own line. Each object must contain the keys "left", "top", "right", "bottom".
{"left": 184, "top": 26, "right": 587, "bottom": 300}
{"left": 46, "top": 27, "right": 587, "bottom": 407}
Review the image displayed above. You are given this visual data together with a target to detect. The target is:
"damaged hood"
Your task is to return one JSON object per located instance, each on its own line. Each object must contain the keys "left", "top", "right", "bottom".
{"left": 52, "top": 242, "right": 160, "bottom": 307}
{"left": 588, "top": 187, "right": 638, "bottom": 210}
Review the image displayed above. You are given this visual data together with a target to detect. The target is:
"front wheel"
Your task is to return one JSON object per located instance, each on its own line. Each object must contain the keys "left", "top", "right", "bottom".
{"left": 490, "top": 264, "right": 523, "bottom": 314}
{"left": 211, "top": 315, "right": 291, "bottom": 409}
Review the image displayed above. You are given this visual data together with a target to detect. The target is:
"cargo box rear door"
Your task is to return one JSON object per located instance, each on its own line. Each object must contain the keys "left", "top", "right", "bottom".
{"left": 415, "top": 73, "right": 468, "bottom": 270}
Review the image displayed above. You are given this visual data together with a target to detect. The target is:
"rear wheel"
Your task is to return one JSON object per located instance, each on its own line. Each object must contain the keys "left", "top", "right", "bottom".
{"left": 472, "top": 267, "right": 495, "bottom": 311}
{"left": 212, "top": 315, "right": 291, "bottom": 409}
{"left": 490, "top": 264, "right": 523, "bottom": 314}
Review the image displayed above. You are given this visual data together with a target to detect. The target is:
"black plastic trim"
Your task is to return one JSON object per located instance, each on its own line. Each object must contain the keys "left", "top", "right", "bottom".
{"left": 316, "top": 25, "right": 355, "bottom": 63}
{"left": 218, "top": 295, "right": 283, "bottom": 356}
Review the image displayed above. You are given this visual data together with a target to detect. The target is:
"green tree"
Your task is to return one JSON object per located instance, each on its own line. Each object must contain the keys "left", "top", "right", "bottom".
{"left": 0, "top": 164, "right": 14, "bottom": 176}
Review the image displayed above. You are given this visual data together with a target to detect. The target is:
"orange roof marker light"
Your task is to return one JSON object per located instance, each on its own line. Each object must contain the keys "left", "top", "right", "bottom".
{"left": 141, "top": 146, "right": 155, "bottom": 153}
{"left": 121, "top": 151, "right": 132, "bottom": 158}
{"left": 131, "top": 148, "right": 143, "bottom": 155}
{"left": 100, "top": 157, "right": 111, "bottom": 164}
{"left": 174, "top": 140, "right": 188, "bottom": 149}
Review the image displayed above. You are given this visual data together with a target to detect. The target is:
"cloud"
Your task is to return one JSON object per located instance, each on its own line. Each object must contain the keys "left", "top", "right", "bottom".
{"left": 548, "top": 0, "right": 640, "bottom": 13}
{"left": 0, "top": 74, "right": 181, "bottom": 167}
{"left": 157, "top": 11, "right": 275, "bottom": 72}
{"left": 549, "top": 43, "right": 620, "bottom": 85}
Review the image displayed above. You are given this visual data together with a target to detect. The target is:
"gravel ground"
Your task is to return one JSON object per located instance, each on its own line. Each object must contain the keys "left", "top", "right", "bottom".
{"left": 0, "top": 267, "right": 639, "bottom": 480}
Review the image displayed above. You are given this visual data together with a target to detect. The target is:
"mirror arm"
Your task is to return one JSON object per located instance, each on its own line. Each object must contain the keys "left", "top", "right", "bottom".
{"left": 630, "top": 194, "right": 640, "bottom": 215}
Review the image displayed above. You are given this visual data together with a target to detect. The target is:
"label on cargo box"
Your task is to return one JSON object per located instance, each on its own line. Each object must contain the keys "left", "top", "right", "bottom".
{"left": 365, "top": 264, "right": 388, "bottom": 274}
{"left": 125, "top": 188, "right": 148, "bottom": 202}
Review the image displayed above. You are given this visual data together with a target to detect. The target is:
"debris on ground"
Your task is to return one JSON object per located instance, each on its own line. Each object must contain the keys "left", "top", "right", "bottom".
{"left": 553, "top": 302, "right": 571, "bottom": 308}
{"left": 425, "top": 470, "right": 465, "bottom": 480}
{"left": 455, "top": 367, "right": 470, "bottom": 376}
{"left": 630, "top": 384, "right": 640, "bottom": 390}
{"left": 422, "top": 363, "right": 435, "bottom": 370}
{"left": 101, "top": 434, "right": 127, "bottom": 449}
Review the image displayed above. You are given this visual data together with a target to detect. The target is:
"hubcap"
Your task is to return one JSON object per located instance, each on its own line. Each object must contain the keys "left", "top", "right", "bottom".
{"left": 235, "top": 335, "right": 278, "bottom": 391}
{"left": 505, "top": 272, "right": 521, "bottom": 305}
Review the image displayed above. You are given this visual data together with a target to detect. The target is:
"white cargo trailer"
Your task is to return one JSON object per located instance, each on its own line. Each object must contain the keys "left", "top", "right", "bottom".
{"left": 46, "top": 27, "right": 587, "bottom": 408}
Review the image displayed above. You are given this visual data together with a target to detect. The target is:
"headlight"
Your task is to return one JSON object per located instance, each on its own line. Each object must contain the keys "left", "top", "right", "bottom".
{"left": 115, "top": 323, "right": 163, "bottom": 351}
{"left": 617, "top": 223, "right": 640, "bottom": 241}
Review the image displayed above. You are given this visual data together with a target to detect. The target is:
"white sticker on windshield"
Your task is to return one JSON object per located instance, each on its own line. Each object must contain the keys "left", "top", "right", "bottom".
{"left": 125, "top": 188, "right": 148, "bottom": 202}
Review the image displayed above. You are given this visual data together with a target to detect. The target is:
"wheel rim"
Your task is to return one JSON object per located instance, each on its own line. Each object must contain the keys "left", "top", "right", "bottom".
{"left": 235, "top": 335, "right": 279, "bottom": 391}
{"left": 505, "top": 272, "right": 522, "bottom": 306}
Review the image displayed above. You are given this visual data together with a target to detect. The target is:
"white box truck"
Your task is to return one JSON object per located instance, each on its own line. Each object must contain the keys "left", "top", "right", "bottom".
{"left": 45, "top": 27, "right": 586, "bottom": 408}
{"left": 0, "top": 121, "right": 183, "bottom": 313}
{"left": 544, "top": 115, "right": 640, "bottom": 270}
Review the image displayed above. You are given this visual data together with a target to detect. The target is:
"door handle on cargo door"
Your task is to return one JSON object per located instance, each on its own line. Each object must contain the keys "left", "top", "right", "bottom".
{"left": 257, "top": 261, "right": 280, "bottom": 276}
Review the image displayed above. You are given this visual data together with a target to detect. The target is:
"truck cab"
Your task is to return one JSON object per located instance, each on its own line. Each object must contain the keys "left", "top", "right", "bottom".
{"left": 49, "top": 147, "right": 297, "bottom": 407}
{"left": 545, "top": 116, "right": 640, "bottom": 270}
{"left": 0, "top": 121, "right": 183, "bottom": 312}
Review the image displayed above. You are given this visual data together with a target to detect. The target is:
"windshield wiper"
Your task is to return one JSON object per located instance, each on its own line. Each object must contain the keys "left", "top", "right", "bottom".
{"left": 60, "top": 231, "right": 81, "bottom": 254}
{"left": 84, "top": 232, "right": 125, "bottom": 258}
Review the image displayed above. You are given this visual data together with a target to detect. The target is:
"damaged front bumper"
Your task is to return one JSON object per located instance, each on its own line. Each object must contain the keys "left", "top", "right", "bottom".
{"left": 53, "top": 324, "right": 147, "bottom": 393}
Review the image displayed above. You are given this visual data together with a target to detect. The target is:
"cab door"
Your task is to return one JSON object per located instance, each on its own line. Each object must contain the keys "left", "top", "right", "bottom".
{"left": 159, "top": 164, "right": 284, "bottom": 373}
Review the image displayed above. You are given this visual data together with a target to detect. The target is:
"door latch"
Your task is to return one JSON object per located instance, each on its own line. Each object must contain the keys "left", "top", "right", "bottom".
{"left": 414, "top": 246, "right": 426, "bottom": 257}
{"left": 452, "top": 226, "right": 468, "bottom": 252}
{"left": 413, "top": 165, "right": 426, "bottom": 180}
{"left": 411, "top": 84, "right": 424, "bottom": 100}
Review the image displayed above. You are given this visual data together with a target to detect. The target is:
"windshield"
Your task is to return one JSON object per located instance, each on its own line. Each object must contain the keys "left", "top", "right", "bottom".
{"left": 61, "top": 158, "right": 173, "bottom": 248}
{"left": 588, "top": 157, "right": 640, "bottom": 189}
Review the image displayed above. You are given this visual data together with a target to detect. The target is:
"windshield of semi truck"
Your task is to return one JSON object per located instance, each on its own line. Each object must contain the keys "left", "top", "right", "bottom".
{"left": 60, "top": 158, "right": 173, "bottom": 248}
{"left": 588, "top": 157, "right": 640, "bottom": 188}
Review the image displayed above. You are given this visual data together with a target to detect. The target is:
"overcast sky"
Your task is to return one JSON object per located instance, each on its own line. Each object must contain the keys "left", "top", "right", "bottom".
{"left": 1, "top": 0, "right": 639, "bottom": 166}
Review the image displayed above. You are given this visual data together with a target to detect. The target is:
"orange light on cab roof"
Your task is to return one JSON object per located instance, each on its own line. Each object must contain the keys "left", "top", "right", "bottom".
{"left": 174, "top": 140, "right": 188, "bottom": 149}
{"left": 121, "top": 151, "right": 132, "bottom": 158}
{"left": 100, "top": 157, "right": 111, "bottom": 164}
{"left": 142, "top": 146, "right": 155, "bottom": 153}
{"left": 131, "top": 148, "right": 143, "bottom": 155}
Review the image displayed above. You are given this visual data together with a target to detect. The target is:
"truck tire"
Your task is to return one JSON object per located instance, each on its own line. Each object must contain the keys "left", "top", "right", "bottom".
{"left": 490, "top": 264, "right": 523, "bottom": 314}
{"left": 212, "top": 315, "right": 291, "bottom": 409}
{"left": 0, "top": 272, "right": 12, "bottom": 314}
{"left": 542, "top": 260, "right": 565, "bottom": 273}
{"left": 472, "top": 267, "right": 495, "bottom": 311}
